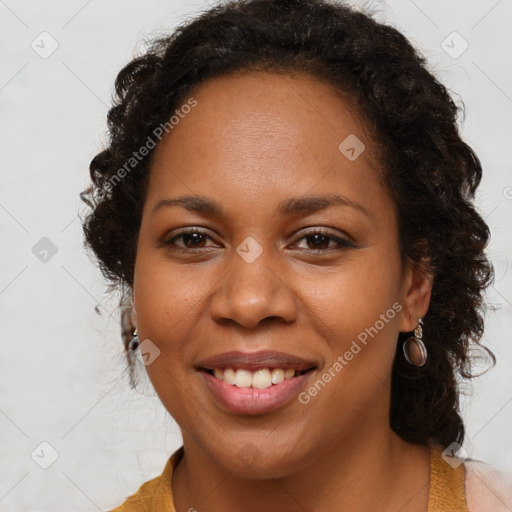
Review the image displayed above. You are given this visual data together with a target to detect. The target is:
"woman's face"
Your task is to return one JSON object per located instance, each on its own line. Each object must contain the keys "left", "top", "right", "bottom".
{"left": 132, "top": 71, "right": 431, "bottom": 476}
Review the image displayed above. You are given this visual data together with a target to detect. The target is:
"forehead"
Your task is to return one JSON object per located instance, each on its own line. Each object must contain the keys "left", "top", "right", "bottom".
{"left": 144, "top": 70, "right": 388, "bottom": 220}
{"left": 172, "top": 69, "right": 379, "bottom": 164}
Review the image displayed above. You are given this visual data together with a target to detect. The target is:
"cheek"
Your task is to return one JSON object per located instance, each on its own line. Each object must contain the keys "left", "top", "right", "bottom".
{"left": 132, "top": 255, "right": 197, "bottom": 389}
{"left": 296, "top": 271, "right": 401, "bottom": 424}
{"left": 311, "top": 251, "right": 401, "bottom": 332}
{"left": 134, "top": 248, "right": 207, "bottom": 329}
{"left": 133, "top": 257, "right": 201, "bottom": 420}
{"left": 306, "top": 256, "right": 402, "bottom": 395}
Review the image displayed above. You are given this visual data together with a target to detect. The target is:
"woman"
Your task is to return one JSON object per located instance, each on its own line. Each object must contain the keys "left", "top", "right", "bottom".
{"left": 79, "top": 0, "right": 512, "bottom": 510}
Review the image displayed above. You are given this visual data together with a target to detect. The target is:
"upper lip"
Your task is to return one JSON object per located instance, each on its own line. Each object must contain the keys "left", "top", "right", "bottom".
{"left": 196, "top": 350, "right": 318, "bottom": 372}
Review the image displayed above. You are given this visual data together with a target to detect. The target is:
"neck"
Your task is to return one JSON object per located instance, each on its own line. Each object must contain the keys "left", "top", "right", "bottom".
{"left": 172, "top": 425, "right": 430, "bottom": 512}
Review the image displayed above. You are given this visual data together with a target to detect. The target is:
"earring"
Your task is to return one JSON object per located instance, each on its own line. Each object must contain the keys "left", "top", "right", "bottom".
{"left": 129, "top": 329, "right": 139, "bottom": 351}
{"left": 403, "top": 319, "right": 427, "bottom": 367}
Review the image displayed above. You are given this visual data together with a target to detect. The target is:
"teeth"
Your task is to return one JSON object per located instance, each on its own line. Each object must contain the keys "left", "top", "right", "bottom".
{"left": 223, "top": 368, "right": 236, "bottom": 385}
{"left": 212, "top": 367, "right": 299, "bottom": 388}
{"left": 234, "top": 369, "right": 252, "bottom": 388}
{"left": 252, "top": 369, "right": 272, "bottom": 389}
{"left": 285, "top": 369, "right": 295, "bottom": 379}
{"left": 271, "top": 368, "right": 284, "bottom": 384}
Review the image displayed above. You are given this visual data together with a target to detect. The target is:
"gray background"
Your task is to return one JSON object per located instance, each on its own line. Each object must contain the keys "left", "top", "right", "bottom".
{"left": 1, "top": 0, "right": 511, "bottom": 510}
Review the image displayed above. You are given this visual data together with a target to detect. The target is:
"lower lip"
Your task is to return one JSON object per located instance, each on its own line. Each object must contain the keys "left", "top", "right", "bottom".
{"left": 200, "top": 370, "right": 314, "bottom": 415}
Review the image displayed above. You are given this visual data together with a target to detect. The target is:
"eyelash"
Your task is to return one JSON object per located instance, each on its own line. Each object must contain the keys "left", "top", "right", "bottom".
{"left": 163, "top": 228, "right": 355, "bottom": 253}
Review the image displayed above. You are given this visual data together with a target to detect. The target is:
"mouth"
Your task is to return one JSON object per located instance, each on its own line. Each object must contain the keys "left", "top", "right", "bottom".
{"left": 198, "top": 366, "right": 315, "bottom": 389}
{"left": 195, "top": 350, "right": 318, "bottom": 414}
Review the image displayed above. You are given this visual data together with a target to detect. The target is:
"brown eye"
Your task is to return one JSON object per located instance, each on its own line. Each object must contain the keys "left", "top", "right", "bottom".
{"left": 304, "top": 233, "right": 333, "bottom": 250}
{"left": 293, "top": 230, "right": 355, "bottom": 252}
{"left": 164, "top": 229, "right": 216, "bottom": 249}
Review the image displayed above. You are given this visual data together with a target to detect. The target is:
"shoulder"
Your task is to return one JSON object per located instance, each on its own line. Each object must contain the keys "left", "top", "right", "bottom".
{"left": 464, "top": 457, "right": 512, "bottom": 512}
{"left": 107, "top": 447, "right": 184, "bottom": 512}
{"left": 107, "top": 473, "right": 164, "bottom": 512}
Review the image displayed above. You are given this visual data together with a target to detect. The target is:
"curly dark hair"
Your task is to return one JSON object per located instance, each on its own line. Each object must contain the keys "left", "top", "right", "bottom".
{"left": 79, "top": 0, "right": 495, "bottom": 449}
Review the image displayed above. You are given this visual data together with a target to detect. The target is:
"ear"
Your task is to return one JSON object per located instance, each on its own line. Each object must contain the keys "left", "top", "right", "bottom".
{"left": 398, "top": 257, "right": 433, "bottom": 333}
{"left": 131, "top": 295, "right": 137, "bottom": 328}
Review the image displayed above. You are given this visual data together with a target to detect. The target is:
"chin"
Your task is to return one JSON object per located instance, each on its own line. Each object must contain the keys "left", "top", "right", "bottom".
{"left": 211, "top": 440, "right": 314, "bottom": 480}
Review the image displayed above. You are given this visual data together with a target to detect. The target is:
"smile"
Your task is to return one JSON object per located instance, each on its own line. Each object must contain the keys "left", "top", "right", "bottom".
{"left": 207, "top": 367, "right": 310, "bottom": 389}
{"left": 196, "top": 350, "right": 318, "bottom": 414}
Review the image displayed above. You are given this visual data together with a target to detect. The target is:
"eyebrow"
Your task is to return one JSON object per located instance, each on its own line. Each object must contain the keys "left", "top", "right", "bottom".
{"left": 150, "top": 193, "right": 371, "bottom": 219}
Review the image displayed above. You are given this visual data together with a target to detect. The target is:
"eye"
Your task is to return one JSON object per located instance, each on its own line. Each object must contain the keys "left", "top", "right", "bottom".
{"left": 163, "top": 228, "right": 218, "bottom": 250}
{"left": 162, "top": 228, "right": 355, "bottom": 252}
{"left": 292, "top": 230, "right": 355, "bottom": 252}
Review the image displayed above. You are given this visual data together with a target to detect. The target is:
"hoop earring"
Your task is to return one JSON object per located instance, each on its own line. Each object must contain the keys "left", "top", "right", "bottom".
{"left": 403, "top": 319, "right": 427, "bottom": 367}
{"left": 129, "top": 329, "right": 139, "bottom": 351}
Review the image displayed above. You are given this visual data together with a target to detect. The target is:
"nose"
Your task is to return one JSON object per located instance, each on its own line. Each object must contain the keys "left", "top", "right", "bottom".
{"left": 208, "top": 247, "right": 297, "bottom": 329}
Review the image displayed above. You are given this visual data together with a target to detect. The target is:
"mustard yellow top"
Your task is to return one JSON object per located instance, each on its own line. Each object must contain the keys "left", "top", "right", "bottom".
{"left": 109, "top": 445, "right": 468, "bottom": 512}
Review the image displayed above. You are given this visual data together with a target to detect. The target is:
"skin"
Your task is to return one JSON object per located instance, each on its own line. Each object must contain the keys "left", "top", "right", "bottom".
{"left": 131, "top": 70, "right": 433, "bottom": 512}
